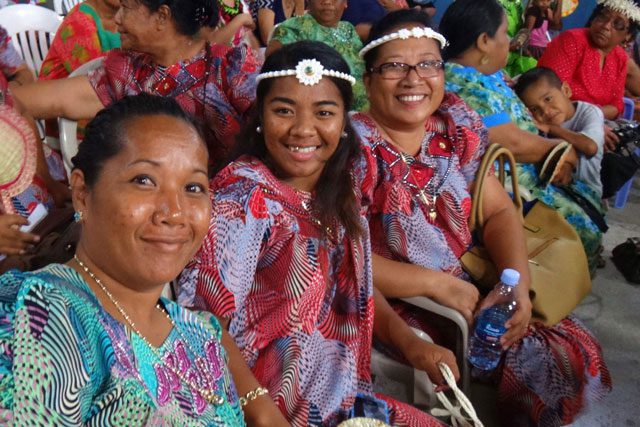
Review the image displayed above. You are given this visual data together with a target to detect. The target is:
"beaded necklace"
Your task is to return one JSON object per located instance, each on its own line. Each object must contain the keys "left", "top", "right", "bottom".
{"left": 74, "top": 256, "right": 224, "bottom": 406}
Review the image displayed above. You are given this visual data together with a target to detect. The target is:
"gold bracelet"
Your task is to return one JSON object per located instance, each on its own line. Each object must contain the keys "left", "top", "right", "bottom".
{"left": 239, "top": 386, "right": 269, "bottom": 407}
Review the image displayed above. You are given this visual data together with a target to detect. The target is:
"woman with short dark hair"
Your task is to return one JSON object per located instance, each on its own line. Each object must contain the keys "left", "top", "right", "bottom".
{"left": 0, "top": 94, "right": 244, "bottom": 424}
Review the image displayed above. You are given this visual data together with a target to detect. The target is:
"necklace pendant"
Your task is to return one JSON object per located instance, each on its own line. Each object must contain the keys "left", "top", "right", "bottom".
{"left": 428, "top": 194, "right": 437, "bottom": 222}
{"left": 428, "top": 208, "right": 437, "bottom": 222}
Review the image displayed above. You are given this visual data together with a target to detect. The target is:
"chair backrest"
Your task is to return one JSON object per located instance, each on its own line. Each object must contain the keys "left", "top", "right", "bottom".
{"left": 59, "top": 56, "right": 105, "bottom": 177}
{"left": 623, "top": 97, "right": 635, "bottom": 121}
{"left": 0, "top": 5, "right": 62, "bottom": 76}
{"left": 52, "top": 0, "right": 83, "bottom": 15}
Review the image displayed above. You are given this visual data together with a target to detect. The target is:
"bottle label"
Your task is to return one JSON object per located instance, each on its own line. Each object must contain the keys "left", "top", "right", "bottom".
{"left": 474, "top": 306, "right": 510, "bottom": 342}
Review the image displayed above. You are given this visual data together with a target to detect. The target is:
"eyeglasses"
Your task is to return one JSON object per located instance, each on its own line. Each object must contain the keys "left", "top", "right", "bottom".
{"left": 593, "top": 14, "right": 629, "bottom": 31}
{"left": 369, "top": 60, "right": 445, "bottom": 80}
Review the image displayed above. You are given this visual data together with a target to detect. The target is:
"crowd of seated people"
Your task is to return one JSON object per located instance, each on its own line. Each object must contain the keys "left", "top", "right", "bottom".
{"left": 5, "top": 0, "right": 640, "bottom": 424}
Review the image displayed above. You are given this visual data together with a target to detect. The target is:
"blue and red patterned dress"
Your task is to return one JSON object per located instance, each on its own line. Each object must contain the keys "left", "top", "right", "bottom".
{"left": 88, "top": 43, "right": 259, "bottom": 163}
{"left": 352, "top": 92, "right": 612, "bottom": 426}
{"left": 178, "top": 155, "right": 442, "bottom": 426}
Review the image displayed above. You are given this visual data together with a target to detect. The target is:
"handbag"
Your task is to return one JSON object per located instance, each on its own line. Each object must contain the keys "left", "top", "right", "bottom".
{"left": 460, "top": 144, "right": 592, "bottom": 326}
{"left": 611, "top": 237, "right": 640, "bottom": 284}
{"left": 0, "top": 207, "right": 80, "bottom": 274}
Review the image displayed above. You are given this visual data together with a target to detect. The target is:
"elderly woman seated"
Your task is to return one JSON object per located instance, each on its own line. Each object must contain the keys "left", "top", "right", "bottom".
{"left": 12, "top": 0, "right": 259, "bottom": 165}
{"left": 0, "top": 94, "right": 244, "bottom": 424}
{"left": 352, "top": 7, "right": 611, "bottom": 426}
{"left": 266, "top": 0, "right": 368, "bottom": 110}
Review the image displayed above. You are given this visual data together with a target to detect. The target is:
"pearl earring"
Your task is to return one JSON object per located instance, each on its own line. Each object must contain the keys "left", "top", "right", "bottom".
{"left": 256, "top": 125, "right": 262, "bottom": 134}
{"left": 341, "top": 131, "right": 348, "bottom": 139}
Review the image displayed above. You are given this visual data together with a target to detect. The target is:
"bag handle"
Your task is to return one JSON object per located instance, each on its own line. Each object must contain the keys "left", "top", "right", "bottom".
{"left": 469, "top": 144, "right": 523, "bottom": 238}
{"left": 430, "top": 363, "right": 484, "bottom": 427}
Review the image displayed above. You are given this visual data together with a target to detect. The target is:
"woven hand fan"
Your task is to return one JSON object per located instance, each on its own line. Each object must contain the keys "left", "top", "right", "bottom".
{"left": 0, "top": 105, "right": 37, "bottom": 214}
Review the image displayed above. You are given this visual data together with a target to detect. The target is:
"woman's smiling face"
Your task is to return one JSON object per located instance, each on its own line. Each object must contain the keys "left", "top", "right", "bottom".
{"left": 262, "top": 76, "right": 346, "bottom": 192}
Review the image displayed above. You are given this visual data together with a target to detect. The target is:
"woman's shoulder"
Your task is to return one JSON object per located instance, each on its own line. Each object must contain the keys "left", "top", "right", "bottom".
{"left": 211, "top": 156, "right": 273, "bottom": 193}
{"left": 350, "top": 112, "right": 381, "bottom": 146}
{"left": 1, "top": 264, "right": 97, "bottom": 305}
{"left": 60, "top": 3, "right": 99, "bottom": 28}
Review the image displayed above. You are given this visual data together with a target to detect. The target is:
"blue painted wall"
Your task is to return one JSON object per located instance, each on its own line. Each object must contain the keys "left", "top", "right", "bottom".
{"left": 432, "top": 0, "right": 596, "bottom": 30}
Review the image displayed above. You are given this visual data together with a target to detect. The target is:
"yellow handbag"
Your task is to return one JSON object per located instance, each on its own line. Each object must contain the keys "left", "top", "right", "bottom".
{"left": 460, "top": 144, "right": 592, "bottom": 326}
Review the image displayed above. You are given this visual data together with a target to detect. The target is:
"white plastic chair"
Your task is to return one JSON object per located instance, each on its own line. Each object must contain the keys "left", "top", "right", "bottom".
{"left": 370, "top": 297, "right": 470, "bottom": 409}
{"left": 59, "top": 57, "right": 104, "bottom": 177}
{"left": 53, "top": 0, "right": 82, "bottom": 15}
{"left": 0, "top": 5, "right": 61, "bottom": 76}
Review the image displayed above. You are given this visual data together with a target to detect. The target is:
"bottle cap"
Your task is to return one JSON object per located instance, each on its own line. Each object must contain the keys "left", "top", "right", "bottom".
{"left": 500, "top": 268, "right": 520, "bottom": 287}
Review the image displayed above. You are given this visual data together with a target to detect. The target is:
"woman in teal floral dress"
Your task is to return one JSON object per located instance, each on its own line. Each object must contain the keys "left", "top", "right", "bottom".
{"left": 0, "top": 95, "right": 245, "bottom": 425}
{"left": 441, "top": 0, "right": 604, "bottom": 273}
{"left": 266, "top": 0, "right": 368, "bottom": 111}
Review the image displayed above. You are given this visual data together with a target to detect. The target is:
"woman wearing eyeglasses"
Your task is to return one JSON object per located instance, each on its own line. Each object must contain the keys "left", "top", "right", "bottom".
{"left": 539, "top": 0, "right": 640, "bottom": 122}
{"left": 353, "top": 8, "right": 611, "bottom": 426}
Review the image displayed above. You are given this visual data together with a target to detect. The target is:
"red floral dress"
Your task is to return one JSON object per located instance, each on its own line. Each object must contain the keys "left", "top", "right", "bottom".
{"left": 352, "top": 93, "right": 612, "bottom": 426}
{"left": 179, "top": 154, "right": 443, "bottom": 426}
{"left": 88, "top": 43, "right": 259, "bottom": 162}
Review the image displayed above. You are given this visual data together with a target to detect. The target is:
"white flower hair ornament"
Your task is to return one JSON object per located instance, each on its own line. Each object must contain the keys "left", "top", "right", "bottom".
{"left": 359, "top": 27, "right": 448, "bottom": 58}
{"left": 255, "top": 59, "right": 356, "bottom": 86}
{"left": 598, "top": 0, "right": 640, "bottom": 23}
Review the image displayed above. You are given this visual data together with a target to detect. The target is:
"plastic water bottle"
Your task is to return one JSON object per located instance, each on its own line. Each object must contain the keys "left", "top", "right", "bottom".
{"left": 468, "top": 268, "right": 520, "bottom": 371}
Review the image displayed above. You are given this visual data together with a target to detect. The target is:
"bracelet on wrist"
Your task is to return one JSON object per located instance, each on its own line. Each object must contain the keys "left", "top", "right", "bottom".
{"left": 239, "top": 386, "right": 269, "bottom": 407}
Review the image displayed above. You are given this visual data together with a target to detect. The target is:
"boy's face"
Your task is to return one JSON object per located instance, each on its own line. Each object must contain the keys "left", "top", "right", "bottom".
{"left": 521, "top": 79, "right": 575, "bottom": 126}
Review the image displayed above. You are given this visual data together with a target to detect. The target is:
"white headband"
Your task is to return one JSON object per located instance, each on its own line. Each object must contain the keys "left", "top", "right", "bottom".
{"left": 598, "top": 0, "right": 640, "bottom": 23}
{"left": 359, "top": 27, "right": 448, "bottom": 58}
{"left": 255, "top": 59, "right": 356, "bottom": 86}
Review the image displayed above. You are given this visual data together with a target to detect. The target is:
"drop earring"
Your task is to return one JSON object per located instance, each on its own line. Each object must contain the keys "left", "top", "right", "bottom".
{"left": 256, "top": 125, "right": 262, "bottom": 134}
{"left": 480, "top": 55, "right": 489, "bottom": 65}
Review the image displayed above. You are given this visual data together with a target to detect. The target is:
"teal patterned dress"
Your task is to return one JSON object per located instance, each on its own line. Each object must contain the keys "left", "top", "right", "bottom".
{"left": 445, "top": 63, "right": 604, "bottom": 273}
{"left": 0, "top": 264, "right": 245, "bottom": 426}
{"left": 270, "top": 13, "right": 368, "bottom": 111}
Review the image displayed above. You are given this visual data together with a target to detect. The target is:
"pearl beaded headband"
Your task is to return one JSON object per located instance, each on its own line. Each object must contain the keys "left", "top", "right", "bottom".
{"left": 255, "top": 59, "right": 356, "bottom": 86}
{"left": 598, "top": 0, "right": 640, "bottom": 23}
{"left": 359, "top": 27, "right": 448, "bottom": 58}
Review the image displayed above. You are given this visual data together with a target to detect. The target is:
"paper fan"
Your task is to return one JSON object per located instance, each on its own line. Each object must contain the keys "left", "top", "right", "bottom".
{"left": 0, "top": 105, "right": 37, "bottom": 214}
{"left": 562, "top": 0, "right": 579, "bottom": 17}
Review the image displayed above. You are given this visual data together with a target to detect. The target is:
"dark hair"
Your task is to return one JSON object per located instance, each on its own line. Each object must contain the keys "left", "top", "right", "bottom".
{"left": 72, "top": 94, "right": 206, "bottom": 188}
{"left": 363, "top": 9, "right": 433, "bottom": 70}
{"left": 137, "top": 0, "right": 218, "bottom": 36}
{"left": 439, "top": 0, "right": 505, "bottom": 61}
{"left": 513, "top": 67, "right": 563, "bottom": 98}
{"left": 587, "top": 4, "right": 640, "bottom": 38}
{"left": 232, "top": 41, "right": 363, "bottom": 238}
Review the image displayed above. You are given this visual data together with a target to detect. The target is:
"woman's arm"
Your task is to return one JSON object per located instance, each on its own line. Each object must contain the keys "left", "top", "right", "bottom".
{"left": 372, "top": 287, "right": 460, "bottom": 386}
{"left": 488, "top": 122, "right": 563, "bottom": 163}
{"left": 549, "top": 0, "right": 563, "bottom": 30}
{"left": 477, "top": 175, "right": 532, "bottom": 347}
{"left": 11, "top": 75, "right": 104, "bottom": 120}
{"left": 626, "top": 58, "right": 640, "bottom": 97}
{"left": 208, "top": 13, "right": 256, "bottom": 46}
{"left": 600, "top": 105, "right": 619, "bottom": 120}
{"left": 257, "top": 8, "right": 276, "bottom": 45}
{"left": 372, "top": 254, "right": 479, "bottom": 324}
{"left": 221, "top": 328, "right": 290, "bottom": 426}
